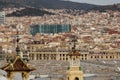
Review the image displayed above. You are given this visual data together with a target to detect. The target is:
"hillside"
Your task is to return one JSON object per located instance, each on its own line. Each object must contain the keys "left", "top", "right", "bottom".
{"left": 0, "top": 0, "right": 97, "bottom": 10}
{"left": 91, "top": 4, "right": 120, "bottom": 12}
{"left": 0, "top": 0, "right": 119, "bottom": 17}
{"left": 6, "top": 8, "right": 54, "bottom": 17}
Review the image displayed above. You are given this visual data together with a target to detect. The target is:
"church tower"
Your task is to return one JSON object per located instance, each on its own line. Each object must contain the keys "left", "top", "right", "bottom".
{"left": 66, "top": 35, "right": 83, "bottom": 80}
{"left": 1, "top": 28, "right": 35, "bottom": 80}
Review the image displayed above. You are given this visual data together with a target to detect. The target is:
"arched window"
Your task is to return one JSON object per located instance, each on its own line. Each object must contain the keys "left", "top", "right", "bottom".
{"left": 75, "top": 77, "right": 79, "bottom": 80}
{"left": 68, "top": 77, "right": 69, "bottom": 80}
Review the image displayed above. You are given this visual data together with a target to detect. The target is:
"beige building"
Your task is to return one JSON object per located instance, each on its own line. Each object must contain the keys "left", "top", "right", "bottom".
{"left": 66, "top": 44, "right": 83, "bottom": 80}
{"left": 28, "top": 42, "right": 120, "bottom": 61}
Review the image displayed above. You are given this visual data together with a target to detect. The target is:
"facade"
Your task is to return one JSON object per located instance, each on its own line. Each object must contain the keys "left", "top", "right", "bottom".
{"left": 66, "top": 42, "right": 83, "bottom": 80}
{"left": 20, "top": 45, "right": 30, "bottom": 61}
{"left": 30, "top": 24, "right": 71, "bottom": 35}
{"left": 28, "top": 43, "right": 120, "bottom": 61}
{"left": 0, "top": 11, "right": 5, "bottom": 24}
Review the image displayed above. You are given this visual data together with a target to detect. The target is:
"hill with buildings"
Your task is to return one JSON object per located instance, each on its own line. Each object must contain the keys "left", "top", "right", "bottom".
{"left": 6, "top": 8, "right": 54, "bottom": 17}
{"left": 0, "top": 0, "right": 120, "bottom": 11}
{"left": 0, "top": 0, "right": 120, "bottom": 16}
{"left": 0, "top": 0, "right": 97, "bottom": 10}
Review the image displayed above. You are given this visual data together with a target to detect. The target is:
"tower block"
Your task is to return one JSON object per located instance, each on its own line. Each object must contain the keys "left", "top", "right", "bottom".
{"left": 66, "top": 35, "right": 83, "bottom": 80}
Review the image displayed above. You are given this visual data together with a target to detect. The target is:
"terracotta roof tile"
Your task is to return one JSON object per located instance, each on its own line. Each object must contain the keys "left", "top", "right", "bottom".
{"left": 1, "top": 56, "right": 35, "bottom": 71}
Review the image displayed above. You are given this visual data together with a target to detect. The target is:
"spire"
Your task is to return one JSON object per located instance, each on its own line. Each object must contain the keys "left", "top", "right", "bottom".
{"left": 16, "top": 30, "right": 20, "bottom": 55}
{"left": 67, "top": 35, "right": 80, "bottom": 58}
{"left": 71, "top": 35, "right": 77, "bottom": 51}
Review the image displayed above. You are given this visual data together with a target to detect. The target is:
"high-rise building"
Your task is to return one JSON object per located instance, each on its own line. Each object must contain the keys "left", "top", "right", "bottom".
{"left": 0, "top": 11, "right": 5, "bottom": 24}
{"left": 30, "top": 24, "right": 71, "bottom": 35}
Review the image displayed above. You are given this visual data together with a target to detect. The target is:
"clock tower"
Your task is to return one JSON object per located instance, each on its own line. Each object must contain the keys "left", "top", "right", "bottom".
{"left": 66, "top": 35, "right": 83, "bottom": 80}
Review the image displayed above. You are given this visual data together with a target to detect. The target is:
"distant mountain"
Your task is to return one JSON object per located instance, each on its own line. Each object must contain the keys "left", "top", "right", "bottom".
{"left": 6, "top": 8, "right": 54, "bottom": 17}
{"left": 0, "top": 0, "right": 119, "bottom": 16}
{"left": 91, "top": 4, "right": 120, "bottom": 11}
{"left": 0, "top": 0, "right": 97, "bottom": 10}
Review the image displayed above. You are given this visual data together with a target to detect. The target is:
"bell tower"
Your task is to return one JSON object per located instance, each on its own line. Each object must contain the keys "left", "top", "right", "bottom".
{"left": 66, "top": 35, "right": 83, "bottom": 80}
{"left": 1, "top": 27, "right": 35, "bottom": 80}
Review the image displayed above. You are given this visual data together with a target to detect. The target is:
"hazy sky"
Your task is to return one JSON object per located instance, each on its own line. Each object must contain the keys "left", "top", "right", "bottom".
{"left": 69, "top": 0, "right": 120, "bottom": 5}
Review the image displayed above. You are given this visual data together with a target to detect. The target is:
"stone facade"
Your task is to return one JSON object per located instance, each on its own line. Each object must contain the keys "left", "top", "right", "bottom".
{"left": 29, "top": 44, "right": 120, "bottom": 61}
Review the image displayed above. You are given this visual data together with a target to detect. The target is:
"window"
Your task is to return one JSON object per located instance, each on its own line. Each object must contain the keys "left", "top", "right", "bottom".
{"left": 101, "top": 56, "right": 103, "bottom": 58}
{"left": 95, "top": 56, "right": 96, "bottom": 58}
{"left": 68, "top": 77, "right": 69, "bottom": 80}
{"left": 97, "top": 56, "right": 99, "bottom": 58}
{"left": 75, "top": 77, "right": 79, "bottom": 80}
{"left": 110, "top": 56, "right": 112, "bottom": 59}
{"left": 106, "top": 56, "right": 108, "bottom": 58}
{"left": 82, "top": 58, "right": 83, "bottom": 60}
{"left": 91, "top": 56, "right": 93, "bottom": 58}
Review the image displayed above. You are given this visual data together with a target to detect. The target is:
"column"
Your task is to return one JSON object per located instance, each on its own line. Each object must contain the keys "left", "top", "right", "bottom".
{"left": 22, "top": 72, "right": 29, "bottom": 80}
{"left": 34, "top": 54, "right": 36, "bottom": 60}
{"left": 41, "top": 54, "right": 44, "bottom": 60}
{"left": 56, "top": 53, "right": 60, "bottom": 61}
{"left": 7, "top": 72, "right": 14, "bottom": 80}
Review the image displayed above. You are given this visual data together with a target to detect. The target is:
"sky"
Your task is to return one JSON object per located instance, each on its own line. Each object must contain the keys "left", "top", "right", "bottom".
{"left": 69, "top": 0, "right": 120, "bottom": 5}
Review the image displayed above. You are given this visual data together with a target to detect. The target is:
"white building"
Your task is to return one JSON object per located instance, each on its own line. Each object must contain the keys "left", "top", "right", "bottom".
{"left": 0, "top": 46, "right": 5, "bottom": 60}
{"left": 0, "top": 11, "right": 5, "bottom": 24}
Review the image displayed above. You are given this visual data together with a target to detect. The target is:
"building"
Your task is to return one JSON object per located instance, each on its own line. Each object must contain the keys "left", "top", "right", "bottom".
{"left": 0, "top": 11, "right": 5, "bottom": 24}
{"left": 30, "top": 24, "right": 71, "bottom": 35}
{"left": 1, "top": 55, "right": 35, "bottom": 80}
{"left": 28, "top": 42, "right": 120, "bottom": 61}
{"left": 1, "top": 38, "right": 35, "bottom": 80}
{"left": 0, "top": 46, "right": 5, "bottom": 60}
{"left": 66, "top": 41, "right": 83, "bottom": 80}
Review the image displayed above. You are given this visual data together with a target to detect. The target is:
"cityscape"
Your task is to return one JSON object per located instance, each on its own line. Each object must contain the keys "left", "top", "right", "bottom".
{"left": 0, "top": 0, "right": 120, "bottom": 80}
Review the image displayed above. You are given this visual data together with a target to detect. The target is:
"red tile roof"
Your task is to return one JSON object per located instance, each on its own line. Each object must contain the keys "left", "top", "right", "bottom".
{"left": 1, "top": 56, "right": 35, "bottom": 71}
